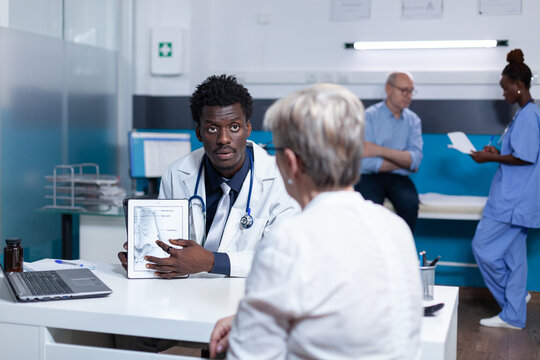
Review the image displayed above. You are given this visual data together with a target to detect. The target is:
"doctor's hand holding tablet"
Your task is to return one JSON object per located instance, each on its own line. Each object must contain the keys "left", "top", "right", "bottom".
{"left": 144, "top": 239, "right": 214, "bottom": 277}
{"left": 118, "top": 198, "right": 213, "bottom": 279}
{"left": 118, "top": 237, "right": 214, "bottom": 278}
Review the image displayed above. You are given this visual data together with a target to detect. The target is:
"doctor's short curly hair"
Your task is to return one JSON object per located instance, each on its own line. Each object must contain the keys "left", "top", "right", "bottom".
{"left": 190, "top": 74, "right": 253, "bottom": 125}
{"left": 264, "top": 84, "right": 365, "bottom": 188}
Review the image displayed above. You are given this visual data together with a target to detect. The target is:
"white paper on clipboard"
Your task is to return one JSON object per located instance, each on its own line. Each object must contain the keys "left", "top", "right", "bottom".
{"left": 127, "top": 199, "right": 189, "bottom": 278}
{"left": 447, "top": 131, "right": 477, "bottom": 154}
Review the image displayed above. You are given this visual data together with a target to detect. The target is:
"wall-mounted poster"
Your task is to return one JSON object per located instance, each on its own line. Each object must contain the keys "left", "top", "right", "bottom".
{"left": 479, "top": 0, "right": 521, "bottom": 15}
{"left": 331, "top": 0, "right": 371, "bottom": 21}
{"left": 402, "top": 0, "right": 443, "bottom": 20}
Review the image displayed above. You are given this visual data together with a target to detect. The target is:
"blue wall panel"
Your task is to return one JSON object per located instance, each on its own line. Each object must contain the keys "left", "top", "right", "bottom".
{"left": 128, "top": 128, "right": 540, "bottom": 290}
{"left": 128, "top": 127, "right": 540, "bottom": 290}
{"left": 410, "top": 134, "right": 499, "bottom": 195}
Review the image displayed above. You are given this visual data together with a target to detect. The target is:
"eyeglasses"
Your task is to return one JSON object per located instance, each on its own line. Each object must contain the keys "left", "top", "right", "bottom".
{"left": 262, "top": 143, "right": 286, "bottom": 155}
{"left": 390, "top": 84, "right": 417, "bottom": 96}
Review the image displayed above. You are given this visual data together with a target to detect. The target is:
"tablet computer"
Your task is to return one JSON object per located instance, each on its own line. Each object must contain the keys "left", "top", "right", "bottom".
{"left": 127, "top": 199, "right": 189, "bottom": 279}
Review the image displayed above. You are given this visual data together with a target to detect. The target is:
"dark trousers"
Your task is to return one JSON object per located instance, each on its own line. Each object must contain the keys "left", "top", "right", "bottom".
{"left": 354, "top": 173, "right": 419, "bottom": 232}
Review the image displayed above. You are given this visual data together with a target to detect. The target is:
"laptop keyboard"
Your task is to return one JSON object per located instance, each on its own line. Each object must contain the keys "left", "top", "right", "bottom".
{"left": 15, "top": 271, "right": 73, "bottom": 295}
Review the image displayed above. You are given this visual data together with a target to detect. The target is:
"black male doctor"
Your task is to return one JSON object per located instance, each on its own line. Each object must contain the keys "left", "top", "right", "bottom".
{"left": 119, "top": 75, "right": 298, "bottom": 278}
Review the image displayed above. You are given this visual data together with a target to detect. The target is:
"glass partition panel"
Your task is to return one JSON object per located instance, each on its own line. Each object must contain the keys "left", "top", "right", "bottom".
{"left": 8, "top": 0, "right": 62, "bottom": 38}
{"left": 0, "top": 28, "right": 64, "bottom": 260}
{"left": 65, "top": 41, "right": 118, "bottom": 175}
{"left": 0, "top": 26, "right": 119, "bottom": 261}
{"left": 64, "top": 0, "right": 119, "bottom": 50}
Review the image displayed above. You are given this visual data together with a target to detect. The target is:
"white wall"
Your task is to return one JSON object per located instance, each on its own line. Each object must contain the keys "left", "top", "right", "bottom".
{"left": 133, "top": 0, "right": 192, "bottom": 96}
{"left": 133, "top": 0, "right": 540, "bottom": 100}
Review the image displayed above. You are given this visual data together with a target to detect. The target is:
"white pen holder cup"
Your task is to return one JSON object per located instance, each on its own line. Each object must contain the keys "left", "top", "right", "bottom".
{"left": 420, "top": 265, "right": 436, "bottom": 301}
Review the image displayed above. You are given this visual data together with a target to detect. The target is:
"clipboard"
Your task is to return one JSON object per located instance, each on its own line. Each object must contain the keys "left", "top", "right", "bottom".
{"left": 127, "top": 199, "right": 189, "bottom": 279}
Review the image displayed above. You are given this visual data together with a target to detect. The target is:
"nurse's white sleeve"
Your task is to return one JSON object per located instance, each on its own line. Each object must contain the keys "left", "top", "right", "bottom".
{"left": 227, "top": 237, "right": 299, "bottom": 359}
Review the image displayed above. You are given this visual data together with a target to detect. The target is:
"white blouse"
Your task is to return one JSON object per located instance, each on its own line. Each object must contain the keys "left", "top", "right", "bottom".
{"left": 227, "top": 191, "right": 423, "bottom": 360}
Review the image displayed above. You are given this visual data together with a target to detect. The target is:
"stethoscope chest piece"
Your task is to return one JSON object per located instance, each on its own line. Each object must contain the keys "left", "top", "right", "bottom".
{"left": 240, "top": 213, "right": 254, "bottom": 229}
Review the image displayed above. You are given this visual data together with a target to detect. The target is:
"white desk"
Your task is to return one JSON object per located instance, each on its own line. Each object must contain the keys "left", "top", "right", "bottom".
{"left": 0, "top": 264, "right": 458, "bottom": 360}
{"left": 421, "top": 286, "right": 459, "bottom": 360}
{"left": 0, "top": 264, "right": 244, "bottom": 360}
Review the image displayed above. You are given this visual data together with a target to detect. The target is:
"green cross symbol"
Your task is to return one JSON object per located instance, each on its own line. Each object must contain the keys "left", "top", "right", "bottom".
{"left": 158, "top": 42, "right": 172, "bottom": 57}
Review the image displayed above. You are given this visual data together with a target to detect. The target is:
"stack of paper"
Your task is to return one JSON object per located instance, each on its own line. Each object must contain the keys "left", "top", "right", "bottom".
{"left": 43, "top": 163, "right": 126, "bottom": 211}
{"left": 447, "top": 131, "right": 476, "bottom": 154}
{"left": 23, "top": 258, "right": 97, "bottom": 272}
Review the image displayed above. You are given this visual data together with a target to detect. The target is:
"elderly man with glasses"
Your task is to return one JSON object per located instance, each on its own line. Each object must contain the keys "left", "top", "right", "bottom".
{"left": 354, "top": 71, "right": 423, "bottom": 232}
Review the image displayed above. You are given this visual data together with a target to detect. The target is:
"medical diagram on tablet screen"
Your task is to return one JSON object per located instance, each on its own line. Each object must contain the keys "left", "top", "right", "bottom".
{"left": 127, "top": 199, "right": 189, "bottom": 278}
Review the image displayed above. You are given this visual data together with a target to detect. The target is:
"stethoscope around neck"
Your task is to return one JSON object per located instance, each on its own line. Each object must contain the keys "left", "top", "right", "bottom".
{"left": 497, "top": 99, "right": 535, "bottom": 146}
{"left": 188, "top": 150, "right": 255, "bottom": 244}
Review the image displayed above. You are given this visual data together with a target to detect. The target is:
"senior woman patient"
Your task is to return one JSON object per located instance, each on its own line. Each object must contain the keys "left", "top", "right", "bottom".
{"left": 209, "top": 84, "right": 423, "bottom": 359}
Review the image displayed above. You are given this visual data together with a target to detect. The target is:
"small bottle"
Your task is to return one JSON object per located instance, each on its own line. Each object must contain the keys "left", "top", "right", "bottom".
{"left": 4, "top": 238, "right": 23, "bottom": 272}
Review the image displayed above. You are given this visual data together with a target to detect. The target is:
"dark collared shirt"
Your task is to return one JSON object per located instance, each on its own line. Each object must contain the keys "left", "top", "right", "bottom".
{"left": 204, "top": 146, "right": 252, "bottom": 275}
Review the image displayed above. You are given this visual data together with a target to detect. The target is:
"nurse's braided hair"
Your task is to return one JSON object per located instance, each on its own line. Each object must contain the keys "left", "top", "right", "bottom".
{"left": 502, "top": 49, "right": 532, "bottom": 89}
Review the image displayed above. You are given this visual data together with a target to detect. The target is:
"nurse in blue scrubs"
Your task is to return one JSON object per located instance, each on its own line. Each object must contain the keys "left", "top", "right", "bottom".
{"left": 470, "top": 49, "right": 540, "bottom": 329}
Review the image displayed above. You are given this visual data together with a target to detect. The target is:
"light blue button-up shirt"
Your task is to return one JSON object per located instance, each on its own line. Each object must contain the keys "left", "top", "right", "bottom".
{"left": 483, "top": 102, "right": 540, "bottom": 228}
{"left": 361, "top": 101, "right": 423, "bottom": 176}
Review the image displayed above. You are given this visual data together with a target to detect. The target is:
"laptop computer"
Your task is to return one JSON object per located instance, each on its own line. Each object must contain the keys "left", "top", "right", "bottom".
{"left": 2, "top": 265, "right": 112, "bottom": 302}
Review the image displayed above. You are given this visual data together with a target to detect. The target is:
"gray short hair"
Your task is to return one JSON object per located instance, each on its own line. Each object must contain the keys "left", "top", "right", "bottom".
{"left": 386, "top": 71, "right": 414, "bottom": 86}
{"left": 263, "top": 84, "right": 365, "bottom": 188}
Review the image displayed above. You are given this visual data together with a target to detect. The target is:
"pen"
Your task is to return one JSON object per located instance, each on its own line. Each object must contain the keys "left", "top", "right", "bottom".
{"left": 487, "top": 135, "right": 494, "bottom": 146}
{"left": 55, "top": 260, "right": 83, "bottom": 267}
{"left": 429, "top": 255, "right": 441, "bottom": 267}
{"left": 419, "top": 251, "right": 426, "bottom": 267}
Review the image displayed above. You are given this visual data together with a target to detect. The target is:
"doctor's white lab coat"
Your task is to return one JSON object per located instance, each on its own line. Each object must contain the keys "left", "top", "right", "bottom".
{"left": 159, "top": 141, "right": 299, "bottom": 277}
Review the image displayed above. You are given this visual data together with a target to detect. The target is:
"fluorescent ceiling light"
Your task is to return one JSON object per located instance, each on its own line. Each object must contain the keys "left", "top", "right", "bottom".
{"left": 345, "top": 40, "right": 508, "bottom": 50}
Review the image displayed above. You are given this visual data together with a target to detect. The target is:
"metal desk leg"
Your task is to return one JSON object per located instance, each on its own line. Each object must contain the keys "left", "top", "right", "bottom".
{"left": 62, "top": 214, "right": 73, "bottom": 259}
